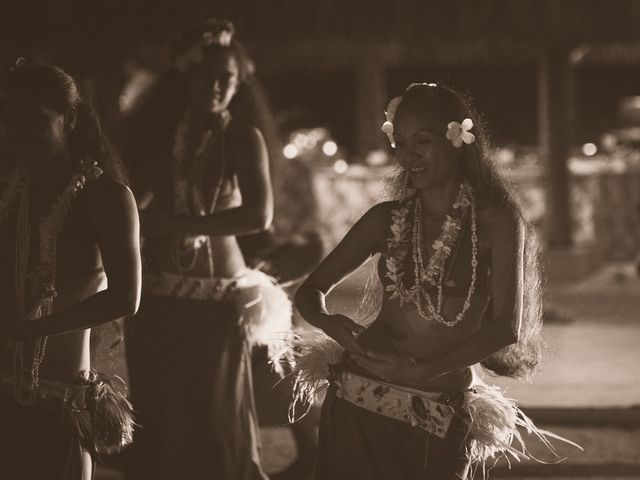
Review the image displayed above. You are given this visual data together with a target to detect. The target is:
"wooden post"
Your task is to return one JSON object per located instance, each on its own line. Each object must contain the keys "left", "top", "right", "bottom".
{"left": 354, "top": 46, "right": 387, "bottom": 160}
{"left": 538, "top": 46, "right": 573, "bottom": 247}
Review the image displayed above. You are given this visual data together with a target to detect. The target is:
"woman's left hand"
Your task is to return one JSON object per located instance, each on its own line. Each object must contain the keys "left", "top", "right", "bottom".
{"left": 351, "top": 350, "right": 436, "bottom": 385}
{"left": 140, "top": 209, "right": 178, "bottom": 238}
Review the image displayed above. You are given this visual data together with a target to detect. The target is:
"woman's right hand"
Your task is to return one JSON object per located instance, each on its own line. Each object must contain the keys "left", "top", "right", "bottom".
{"left": 321, "top": 313, "right": 366, "bottom": 355}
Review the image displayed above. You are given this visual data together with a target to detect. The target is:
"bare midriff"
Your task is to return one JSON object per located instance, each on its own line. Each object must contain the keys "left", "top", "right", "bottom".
{"left": 354, "top": 293, "right": 490, "bottom": 393}
{"left": 144, "top": 233, "right": 246, "bottom": 279}
{"left": 145, "top": 162, "right": 246, "bottom": 280}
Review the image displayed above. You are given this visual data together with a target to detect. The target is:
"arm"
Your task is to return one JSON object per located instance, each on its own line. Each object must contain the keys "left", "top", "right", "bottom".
{"left": 415, "top": 206, "right": 524, "bottom": 378}
{"left": 295, "top": 202, "right": 390, "bottom": 353}
{"left": 16, "top": 181, "right": 142, "bottom": 339}
{"left": 353, "top": 206, "right": 525, "bottom": 382}
{"left": 144, "top": 125, "right": 273, "bottom": 237}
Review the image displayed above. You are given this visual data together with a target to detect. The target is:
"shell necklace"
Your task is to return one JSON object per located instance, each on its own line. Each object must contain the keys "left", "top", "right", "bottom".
{"left": 384, "top": 183, "right": 478, "bottom": 327}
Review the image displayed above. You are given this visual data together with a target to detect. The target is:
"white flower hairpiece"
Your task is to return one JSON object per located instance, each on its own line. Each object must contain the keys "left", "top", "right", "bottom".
{"left": 407, "top": 82, "right": 438, "bottom": 90}
{"left": 381, "top": 96, "right": 402, "bottom": 147}
{"left": 202, "top": 29, "right": 233, "bottom": 47}
{"left": 381, "top": 83, "right": 438, "bottom": 148}
{"left": 446, "top": 118, "right": 475, "bottom": 148}
{"left": 175, "top": 24, "right": 235, "bottom": 72}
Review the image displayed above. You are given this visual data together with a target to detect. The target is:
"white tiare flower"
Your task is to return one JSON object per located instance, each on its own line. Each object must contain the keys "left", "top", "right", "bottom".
{"left": 202, "top": 29, "right": 233, "bottom": 47}
{"left": 446, "top": 118, "right": 475, "bottom": 148}
{"left": 381, "top": 96, "right": 402, "bottom": 147}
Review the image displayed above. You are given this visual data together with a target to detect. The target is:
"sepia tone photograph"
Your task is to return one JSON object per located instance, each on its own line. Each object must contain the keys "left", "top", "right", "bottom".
{"left": 0, "top": 1, "right": 639, "bottom": 479}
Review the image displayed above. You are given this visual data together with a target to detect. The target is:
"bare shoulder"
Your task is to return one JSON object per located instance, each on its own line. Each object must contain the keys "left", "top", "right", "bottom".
{"left": 368, "top": 200, "right": 397, "bottom": 222}
{"left": 227, "top": 119, "right": 264, "bottom": 149}
{"left": 80, "top": 178, "right": 137, "bottom": 223}
{"left": 477, "top": 202, "right": 523, "bottom": 246}
{"left": 355, "top": 201, "right": 397, "bottom": 249}
{"left": 82, "top": 178, "right": 135, "bottom": 204}
{"left": 225, "top": 120, "right": 266, "bottom": 170}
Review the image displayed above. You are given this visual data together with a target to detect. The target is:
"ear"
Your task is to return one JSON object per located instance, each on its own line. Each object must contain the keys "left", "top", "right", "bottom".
{"left": 65, "top": 107, "right": 77, "bottom": 132}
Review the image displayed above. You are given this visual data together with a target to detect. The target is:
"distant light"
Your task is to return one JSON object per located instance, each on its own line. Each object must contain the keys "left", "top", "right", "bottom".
{"left": 283, "top": 144, "right": 299, "bottom": 159}
{"left": 305, "top": 136, "right": 318, "bottom": 149}
{"left": 293, "top": 133, "right": 307, "bottom": 149}
{"left": 366, "top": 149, "right": 388, "bottom": 166}
{"left": 601, "top": 134, "right": 617, "bottom": 151}
{"left": 582, "top": 143, "right": 598, "bottom": 156}
{"left": 322, "top": 141, "right": 338, "bottom": 156}
{"left": 333, "top": 159, "right": 348, "bottom": 174}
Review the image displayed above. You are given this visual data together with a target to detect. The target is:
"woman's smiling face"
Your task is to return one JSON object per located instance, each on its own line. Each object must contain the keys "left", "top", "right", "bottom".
{"left": 188, "top": 50, "right": 240, "bottom": 115}
{"left": 393, "top": 98, "right": 462, "bottom": 190}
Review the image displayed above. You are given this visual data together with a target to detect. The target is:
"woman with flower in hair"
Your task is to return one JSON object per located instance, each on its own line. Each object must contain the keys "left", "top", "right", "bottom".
{"left": 0, "top": 62, "right": 140, "bottom": 479}
{"left": 120, "top": 18, "right": 289, "bottom": 480}
{"left": 292, "top": 83, "right": 578, "bottom": 479}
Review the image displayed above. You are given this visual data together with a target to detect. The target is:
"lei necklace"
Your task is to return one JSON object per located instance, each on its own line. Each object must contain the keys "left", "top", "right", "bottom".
{"left": 171, "top": 110, "right": 230, "bottom": 276}
{"left": 384, "top": 183, "right": 478, "bottom": 327}
{"left": 0, "top": 159, "right": 103, "bottom": 404}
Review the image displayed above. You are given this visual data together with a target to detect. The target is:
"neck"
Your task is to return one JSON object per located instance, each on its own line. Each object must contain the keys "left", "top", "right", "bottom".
{"left": 418, "top": 176, "right": 462, "bottom": 218}
{"left": 30, "top": 151, "right": 73, "bottom": 194}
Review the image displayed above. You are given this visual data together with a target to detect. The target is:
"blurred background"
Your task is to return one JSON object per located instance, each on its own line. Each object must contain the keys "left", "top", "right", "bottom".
{"left": 2, "top": 1, "right": 639, "bottom": 478}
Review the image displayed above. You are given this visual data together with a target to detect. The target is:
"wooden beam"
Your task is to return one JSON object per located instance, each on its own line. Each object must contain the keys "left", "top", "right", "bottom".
{"left": 538, "top": 46, "right": 574, "bottom": 247}
{"left": 354, "top": 46, "right": 387, "bottom": 158}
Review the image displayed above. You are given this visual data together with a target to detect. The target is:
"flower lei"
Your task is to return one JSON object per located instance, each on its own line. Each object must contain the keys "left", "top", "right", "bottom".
{"left": 0, "top": 159, "right": 103, "bottom": 404}
{"left": 384, "top": 183, "right": 478, "bottom": 327}
{"left": 171, "top": 110, "right": 230, "bottom": 275}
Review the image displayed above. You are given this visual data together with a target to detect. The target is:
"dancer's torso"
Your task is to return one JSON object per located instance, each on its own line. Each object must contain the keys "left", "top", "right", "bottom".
{"left": 143, "top": 120, "right": 247, "bottom": 279}
{"left": 0, "top": 185, "right": 107, "bottom": 382}
{"left": 355, "top": 203, "right": 493, "bottom": 392}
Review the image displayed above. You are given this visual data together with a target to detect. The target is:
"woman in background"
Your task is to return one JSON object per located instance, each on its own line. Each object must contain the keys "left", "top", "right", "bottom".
{"left": 120, "top": 19, "right": 291, "bottom": 480}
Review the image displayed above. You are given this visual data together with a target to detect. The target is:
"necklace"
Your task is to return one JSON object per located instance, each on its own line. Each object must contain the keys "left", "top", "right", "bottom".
{"left": 384, "top": 183, "right": 478, "bottom": 327}
{"left": 171, "top": 110, "right": 230, "bottom": 276}
{"left": 0, "top": 159, "right": 103, "bottom": 403}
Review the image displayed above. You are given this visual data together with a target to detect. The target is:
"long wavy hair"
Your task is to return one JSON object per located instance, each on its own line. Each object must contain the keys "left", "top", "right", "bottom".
{"left": 374, "top": 83, "right": 543, "bottom": 378}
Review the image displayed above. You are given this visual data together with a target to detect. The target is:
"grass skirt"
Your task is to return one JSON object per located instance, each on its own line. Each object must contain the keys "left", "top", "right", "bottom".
{"left": 276, "top": 330, "right": 581, "bottom": 477}
{"left": 0, "top": 370, "right": 134, "bottom": 479}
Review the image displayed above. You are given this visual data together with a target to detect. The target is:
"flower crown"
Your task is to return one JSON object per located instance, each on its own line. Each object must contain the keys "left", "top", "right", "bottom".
{"left": 381, "top": 83, "right": 475, "bottom": 149}
{"left": 175, "top": 19, "right": 235, "bottom": 72}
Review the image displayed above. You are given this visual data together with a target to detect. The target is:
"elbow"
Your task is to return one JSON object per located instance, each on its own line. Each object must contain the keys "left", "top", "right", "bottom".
{"left": 114, "top": 289, "right": 141, "bottom": 317}
{"left": 294, "top": 284, "right": 314, "bottom": 321}
{"left": 258, "top": 209, "right": 273, "bottom": 231}
{"left": 495, "top": 325, "right": 519, "bottom": 347}
{"left": 250, "top": 207, "right": 273, "bottom": 233}
{"left": 128, "top": 293, "right": 141, "bottom": 316}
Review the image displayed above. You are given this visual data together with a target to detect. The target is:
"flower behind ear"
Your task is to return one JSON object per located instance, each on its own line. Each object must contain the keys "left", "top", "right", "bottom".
{"left": 381, "top": 96, "right": 402, "bottom": 147}
{"left": 446, "top": 118, "right": 475, "bottom": 148}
